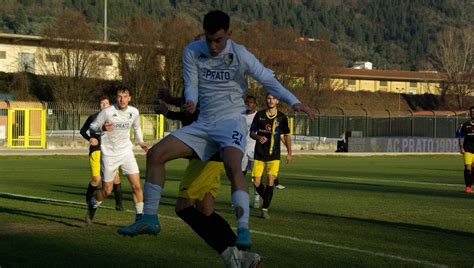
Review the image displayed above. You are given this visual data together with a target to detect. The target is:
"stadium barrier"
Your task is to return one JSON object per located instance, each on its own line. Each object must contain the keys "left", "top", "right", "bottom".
{"left": 39, "top": 103, "right": 468, "bottom": 143}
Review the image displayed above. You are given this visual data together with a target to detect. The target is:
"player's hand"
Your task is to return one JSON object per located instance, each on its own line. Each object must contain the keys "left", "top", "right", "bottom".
{"left": 139, "top": 142, "right": 149, "bottom": 153}
{"left": 293, "top": 103, "right": 316, "bottom": 120}
{"left": 154, "top": 103, "right": 168, "bottom": 115}
{"left": 89, "top": 137, "right": 99, "bottom": 146}
{"left": 184, "top": 100, "right": 195, "bottom": 114}
{"left": 258, "top": 136, "right": 268, "bottom": 144}
{"left": 102, "top": 122, "right": 114, "bottom": 131}
{"left": 286, "top": 154, "right": 292, "bottom": 164}
{"left": 460, "top": 149, "right": 465, "bottom": 154}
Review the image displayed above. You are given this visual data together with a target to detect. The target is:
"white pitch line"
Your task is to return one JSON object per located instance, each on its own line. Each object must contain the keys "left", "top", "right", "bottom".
{"left": 282, "top": 172, "right": 461, "bottom": 188}
{"left": 0, "top": 191, "right": 447, "bottom": 267}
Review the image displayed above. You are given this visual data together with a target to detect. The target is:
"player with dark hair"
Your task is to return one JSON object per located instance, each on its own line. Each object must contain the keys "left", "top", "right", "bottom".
{"left": 86, "top": 86, "right": 148, "bottom": 225}
{"left": 118, "top": 10, "right": 315, "bottom": 253}
{"left": 250, "top": 93, "right": 292, "bottom": 219}
{"left": 80, "top": 96, "right": 123, "bottom": 211}
{"left": 153, "top": 88, "right": 262, "bottom": 266}
{"left": 459, "top": 106, "right": 474, "bottom": 193}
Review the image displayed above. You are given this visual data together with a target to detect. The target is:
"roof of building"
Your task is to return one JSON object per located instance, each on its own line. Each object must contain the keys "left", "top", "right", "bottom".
{"left": 331, "top": 68, "right": 446, "bottom": 81}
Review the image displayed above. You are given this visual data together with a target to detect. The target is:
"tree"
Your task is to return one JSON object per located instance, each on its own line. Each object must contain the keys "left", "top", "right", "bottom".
{"left": 117, "top": 16, "right": 162, "bottom": 105}
{"left": 159, "top": 16, "right": 199, "bottom": 99}
{"left": 432, "top": 26, "right": 474, "bottom": 109}
{"left": 301, "top": 32, "right": 344, "bottom": 106}
{"left": 38, "top": 10, "right": 103, "bottom": 110}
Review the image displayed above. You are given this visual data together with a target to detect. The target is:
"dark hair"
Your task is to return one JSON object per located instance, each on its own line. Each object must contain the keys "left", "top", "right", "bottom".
{"left": 470, "top": 106, "right": 474, "bottom": 110}
{"left": 99, "top": 96, "right": 110, "bottom": 103}
{"left": 116, "top": 85, "right": 131, "bottom": 95}
{"left": 245, "top": 95, "right": 256, "bottom": 102}
{"left": 203, "top": 10, "right": 230, "bottom": 34}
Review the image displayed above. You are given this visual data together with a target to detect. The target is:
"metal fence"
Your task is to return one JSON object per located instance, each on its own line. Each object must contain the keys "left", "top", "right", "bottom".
{"left": 291, "top": 113, "right": 468, "bottom": 139}
{"left": 44, "top": 102, "right": 468, "bottom": 140}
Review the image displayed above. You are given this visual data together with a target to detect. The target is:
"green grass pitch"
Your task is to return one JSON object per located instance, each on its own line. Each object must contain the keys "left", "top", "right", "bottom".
{"left": 0, "top": 154, "right": 473, "bottom": 267}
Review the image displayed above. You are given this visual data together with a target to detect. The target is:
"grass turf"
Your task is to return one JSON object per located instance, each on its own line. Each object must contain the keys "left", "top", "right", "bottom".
{"left": 0, "top": 154, "right": 472, "bottom": 267}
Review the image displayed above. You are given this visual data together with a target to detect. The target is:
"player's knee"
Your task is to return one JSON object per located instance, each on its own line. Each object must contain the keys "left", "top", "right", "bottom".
{"left": 103, "top": 187, "right": 113, "bottom": 196}
{"left": 131, "top": 183, "right": 142, "bottom": 194}
{"left": 147, "top": 147, "right": 167, "bottom": 164}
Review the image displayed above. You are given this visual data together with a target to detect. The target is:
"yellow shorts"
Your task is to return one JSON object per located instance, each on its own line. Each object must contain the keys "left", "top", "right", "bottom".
{"left": 89, "top": 150, "right": 101, "bottom": 177}
{"left": 252, "top": 160, "right": 280, "bottom": 177}
{"left": 178, "top": 160, "right": 223, "bottom": 201}
{"left": 464, "top": 152, "right": 474, "bottom": 165}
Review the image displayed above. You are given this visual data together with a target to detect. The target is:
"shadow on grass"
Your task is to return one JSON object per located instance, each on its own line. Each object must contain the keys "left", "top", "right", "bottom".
{"left": 280, "top": 176, "right": 473, "bottom": 200}
{"left": 300, "top": 210, "right": 474, "bottom": 238}
{"left": 0, "top": 206, "right": 84, "bottom": 228}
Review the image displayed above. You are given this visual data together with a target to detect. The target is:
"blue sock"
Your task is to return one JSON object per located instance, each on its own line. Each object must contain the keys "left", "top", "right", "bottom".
{"left": 143, "top": 182, "right": 162, "bottom": 215}
{"left": 231, "top": 190, "right": 249, "bottom": 229}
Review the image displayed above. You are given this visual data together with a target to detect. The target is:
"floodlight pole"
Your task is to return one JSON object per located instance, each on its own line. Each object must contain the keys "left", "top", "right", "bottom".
{"left": 104, "top": 0, "right": 108, "bottom": 41}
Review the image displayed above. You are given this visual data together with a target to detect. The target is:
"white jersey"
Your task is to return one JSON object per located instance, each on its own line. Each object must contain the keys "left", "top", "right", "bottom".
{"left": 90, "top": 104, "right": 144, "bottom": 156}
{"left": 183, "top": 39, "right": 300, "bottom": 122}
{"left": 244, "top": 111, "right": 257, "bottom": 160}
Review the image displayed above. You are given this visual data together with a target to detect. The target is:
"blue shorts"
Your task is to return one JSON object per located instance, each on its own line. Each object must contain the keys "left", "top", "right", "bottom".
{"left": 171, "top": 116, "right": 247, "bottom": 161}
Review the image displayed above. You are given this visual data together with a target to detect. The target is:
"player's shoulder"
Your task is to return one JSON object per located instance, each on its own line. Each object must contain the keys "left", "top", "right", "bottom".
{"left": 185, "top": 40, "right": 207, "bottom": 54}
{"left": 277, "top": 110, "right": 287, "bottom": 118}
{"left": 101, "top": 105, "right": 116, "bottom": 115}
{"left": 127, "top": 106, "right": 139, "bottom": 114}
{"left": 462, "top": 121, "right": 471, "bottom": 127}
{"left": 256, "top": 109, "right": 266, "bottom": 116}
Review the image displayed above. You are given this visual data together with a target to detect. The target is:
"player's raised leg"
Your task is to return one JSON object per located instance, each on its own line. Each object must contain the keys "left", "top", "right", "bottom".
{"left": 117, "top": 135, "right": 194, "bottom": 236}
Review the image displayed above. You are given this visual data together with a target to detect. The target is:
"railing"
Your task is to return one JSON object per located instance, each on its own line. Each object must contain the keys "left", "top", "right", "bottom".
{"left": 43, "top": 102, "right": 468, "bottom": 140}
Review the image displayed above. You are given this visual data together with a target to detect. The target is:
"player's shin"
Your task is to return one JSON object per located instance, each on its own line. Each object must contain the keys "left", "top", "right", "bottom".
{"left": 143, "top": 182, "right": 162, "bottom": 215}
{"left": 86, "top": 183, "right": 97, "bottom": 205}
{"left": 113, "top": 183, "right": 124, "bottom": 211}
{"left": 262, "top": 185, "right": 274, "bottom": 209}
{"left": 177, "top": 207, "right": 236, "bottom": 255}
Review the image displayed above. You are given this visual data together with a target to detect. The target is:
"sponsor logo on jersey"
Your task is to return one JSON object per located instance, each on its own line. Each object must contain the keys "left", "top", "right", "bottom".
{"left": 201, "top": 69, "right": 231, "bottom": 81}
{"left": 198, "top": 52, "right": 208, "bottom": 59}
{"left": 114, "top": 122, "right": 131, "bottom": 129}
{"left": 225, "top": 53, "right": 234, "bottom": 65}
{"left": 265, "top": 124, "right": 272, "bottom": 131}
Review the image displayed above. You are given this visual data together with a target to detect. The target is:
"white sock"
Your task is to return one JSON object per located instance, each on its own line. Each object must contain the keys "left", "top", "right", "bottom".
{"left": 231, "top": 190, "right": 249, "bottom": 229}
{"left": 135, "top": 202, "right": 144, "bottom": 214}
{"left": 143, "top": 182, "right": 162, "bottom": 215}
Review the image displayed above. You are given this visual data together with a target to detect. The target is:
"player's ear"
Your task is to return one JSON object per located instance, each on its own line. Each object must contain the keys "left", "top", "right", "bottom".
{"left": 227, "top": 30, "right": 232, "bottom": 38}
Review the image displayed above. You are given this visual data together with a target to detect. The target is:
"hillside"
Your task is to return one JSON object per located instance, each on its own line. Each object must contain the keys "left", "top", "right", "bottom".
{"left": 1, "top": 0, "right": 472, "bottom": 71}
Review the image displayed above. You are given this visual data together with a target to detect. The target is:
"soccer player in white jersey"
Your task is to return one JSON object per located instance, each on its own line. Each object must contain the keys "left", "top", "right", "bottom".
{"left": 118, "top": 10, "right": 315, "bottom": 251}
{"left": 86, "top": 86, "right": 148, "bottom": 225}
{"left": 241, "top": 96, "right": 260, "bottom": 208}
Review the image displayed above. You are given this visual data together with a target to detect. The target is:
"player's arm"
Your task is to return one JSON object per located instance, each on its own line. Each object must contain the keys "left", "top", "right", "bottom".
{"left": 460, "top": 124, "right": 466, "bottom": 154}
{"left": 132, "top": 111, "right": 148, "bottom": 152}
{"left": 90, "top": 109, "right": 109, "bottom": 133}
{"left": 182, "top": 45, "right": 198, "bottom": 114}
{"left": 80, "top": 115, "right": 93, "bottom": 141}
{"left": 240, "top": 47, "right": 315, "bottom": 119}
{"left": 249, "top": 115, "right": 267, "bottom": 144}
{"left": 281, "top": 116, "right": 292, "bottom": 164}
{"left": 157, "top": 88, "right": 182, "bottom": 107}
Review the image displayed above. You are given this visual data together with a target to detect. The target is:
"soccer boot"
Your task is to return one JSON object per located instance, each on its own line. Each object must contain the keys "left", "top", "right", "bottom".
{"left": 275, "top": 184, "right": 286, "bottom": 190}
{"left": 221, "top": 246, "right": 242, "bottom": 268}
{"left": 85, "top": 204, "right": 97, "bottom": 225}
{"left": 465, "top": 186, "right": 472, "bottom": 193}
{"left": 260, "top": 209, "right": 270, "bottom": 219}
{"left": 241, "top": 251, "right": 264, "bottom": 268}
{"left": 117, "top": 214, "right": 160, "bottom": 237}
{"left": 235, "top": 227, "right": 252, "bottom": 250}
